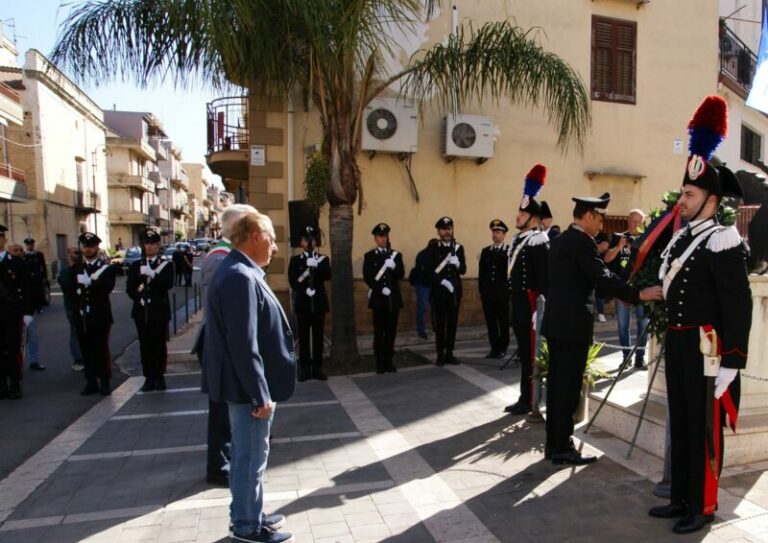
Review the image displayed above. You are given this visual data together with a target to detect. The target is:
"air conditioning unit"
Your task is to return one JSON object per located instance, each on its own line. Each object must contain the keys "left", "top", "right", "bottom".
{"left": 361, "top": 97, "right": 418, "bottom": 154}
{"left": 441, "top": 114, "right": 495, "bottom": 161}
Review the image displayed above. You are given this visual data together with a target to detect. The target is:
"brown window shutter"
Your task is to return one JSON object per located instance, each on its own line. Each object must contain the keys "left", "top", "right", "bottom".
{"left": 591, "top": 16, "right": 637, "bottom": 104}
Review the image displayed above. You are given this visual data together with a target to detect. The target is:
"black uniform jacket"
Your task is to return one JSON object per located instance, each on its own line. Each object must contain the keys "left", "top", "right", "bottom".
{"left": 508, "top": 229, "right": 549, "bottom": 300}
{"left": 478, "top": 244, "right": 509, "bottom": 299}
{"left": 425, "top": 241, "right": 467, "bottom": 296}
{"left": 363, "top": 248, "right": 405, "bottom": 310}
{"left": 542, "top": 225, "right": 639, "bottom": 345}
{"left": 663, "top": 220, "right": 752, "bottom": 369}
{"left": 126, "top": 256, "right": 175, "bottom": 322}
{"left": 288, "top": 252, "right": 331, "bottom": 314}
{"left": 0, "top": 253, "right": 34, "bottom": 317}
{"left": 69, "top": 258, "right": 117, "bottom": 325}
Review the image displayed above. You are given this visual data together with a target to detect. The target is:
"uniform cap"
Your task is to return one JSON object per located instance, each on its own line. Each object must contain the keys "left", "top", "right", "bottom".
{"left": 371, "top": 223, "right": 390, "bottom": 236}
{"left": 141, "top": 228, "right": 162, "bottom": 243}
{"left": 540, "top": 201, "right": 553, "bottom": 220}
{"left": 23, "top": 237, "right": 35, "bottom": 244}
{"left": 571, "top": 192, "right": 611, "bottom": 215}
{"left": 489, "top": 219, "right": 508, "bottom": 232}
{"left": 78, "top": 232, "right": 102, "bottom": 247}
{"left": 301, "top": 225, "right": 318, "bottom": 239}
{"left": 0, "top": 224, "right": 7, "bottom": 233}
{"left": 435, "top": 216, "right": 453, "bottom": 229}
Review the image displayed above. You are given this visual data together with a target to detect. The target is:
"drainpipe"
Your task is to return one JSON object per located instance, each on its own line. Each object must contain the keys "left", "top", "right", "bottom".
{"left": 287, "top": 94, "right": 295, "bottom": 202}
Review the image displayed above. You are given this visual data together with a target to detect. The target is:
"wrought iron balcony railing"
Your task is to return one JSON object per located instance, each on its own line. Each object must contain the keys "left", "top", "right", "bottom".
{"left": 207, "top": 96, "right": 249, "bottom": 154}
{"left": 720, "top": 23, "right": 757, "bottom": 99}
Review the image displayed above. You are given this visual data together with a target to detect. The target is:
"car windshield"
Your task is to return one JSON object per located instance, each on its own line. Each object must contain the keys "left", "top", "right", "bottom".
{"left": 125, "top": 248, "right": 141, "bottom": 258}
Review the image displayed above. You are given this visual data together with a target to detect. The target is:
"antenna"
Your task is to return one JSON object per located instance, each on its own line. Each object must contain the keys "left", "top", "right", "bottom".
{"left": 450, "top": 5, "right": 458, "bottom": 118}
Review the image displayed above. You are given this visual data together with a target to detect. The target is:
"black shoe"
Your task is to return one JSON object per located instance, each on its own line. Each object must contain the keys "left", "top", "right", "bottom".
{"left": 140, "top": 378, "right": 155, "bottom": 392}
{"left": 544, "top": 447, "right": 552, "bottom": 460}
{"left": 505, "top": 402, "right": 530, "bottom": 416}
{"left": 649, "top": 504, "right": 687, "bottom": 519}
{"left": 445, "top": 353, "right": 460, "bottom": 365}
{"left": 312, "top": 366, "right": 327, "bottom": 381}
{"left": 8, "top": 380, "right": 21, "bottom": 399}
{"left": 484, "top": 351, "right": 496, "bottom": 359}
{"left": 551, "top": 449, "right": 597, "bottom": 466}
{"left": 634, "top": 360, "right": 648, "bottom": 370}
{"left": 385, "top": 360, "right": 397, "bottom": 373}
{"left": 155, "top": 376, "right": 167, "bottom": 391}
{"left": 375, "top": 361, "right": 386, "bottom": 375}
{"left": 80, "top": 380, "right": 99, "bottom": 396}
{"left": 491, "top": 351, "right": 506, "bottom": 359}
{"left": 418, "top": 332, "right": 428, "bottom": 340}
{"left": 436, "top": 353, "right": 445, "bottom": 366}
{"left": 263, "top": 513, "right": 287, "bottom": 531}
{"left": 99, "top": 378, "right": 111, "bottom": 396}
{"left": 29, "top": 362, "right": 46, "bottom": 371}
{"left": 672, "top": 514, "right": 714, "bottom": 534}
{"left": 205, "top": 472, "right": 229, "bottom": 487}
{"left": 231, "top": 527, "right": 294, "bottom": 543}
{"left": 297, "top": 364, "right": 311, "bottom": 382}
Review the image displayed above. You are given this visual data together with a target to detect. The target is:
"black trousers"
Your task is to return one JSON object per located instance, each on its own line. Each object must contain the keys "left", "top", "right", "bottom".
{"left": 373, "top": 308, "right": 399, "bottom": 361}
{"left": 511, "top": 294, "right": 536, "bottom": 406}
{"left": 431, "top": 291, "right": 461, "bottom": 354}
{"left": 481, "top": 292, "right": 509, "bottom": 353}
{"left": 134, "top": 318, "right": 169, "bottom": 380}
{"left": 666, "top": 329, "right": 729, "bottom": 515}
{"left": 545, "top": 338, "right": 589, "bottom": 454}
{"left": 297, "top": 310, "right": 325, "bottom": 366}
{"left": 0, "top": 312, "right": 22, "bottom": 380}
{"left": 184, "top": 269, "right": 193, "bottom": 286}
{"left": 207, "top": 397, "right": 232, "bottom": 477}
{"left": 74, "top": 318, "right": 112, "bottom": 382}
{"left": 175, "top": 268, "right": 184, "bottom": 286}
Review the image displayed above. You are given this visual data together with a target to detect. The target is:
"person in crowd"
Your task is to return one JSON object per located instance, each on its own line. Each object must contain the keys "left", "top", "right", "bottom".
{"left": 408, "top": 239, "right": 436, "bottom": 340}
{"left": 478, "top": 220, "right": 510, "bottom": 359}
{"left": 57, "top": 247, "right": 85, "bottom": 371}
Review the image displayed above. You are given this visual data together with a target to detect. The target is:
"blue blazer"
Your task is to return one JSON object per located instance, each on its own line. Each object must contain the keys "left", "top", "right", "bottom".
{"left": 203, "top": 249, "right": 296, "bottom": 405}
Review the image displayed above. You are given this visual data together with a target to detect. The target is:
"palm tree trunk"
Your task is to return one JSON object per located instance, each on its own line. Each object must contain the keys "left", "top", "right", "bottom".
{"left": 329, "top": 202, "right": 359, "bottom": 362}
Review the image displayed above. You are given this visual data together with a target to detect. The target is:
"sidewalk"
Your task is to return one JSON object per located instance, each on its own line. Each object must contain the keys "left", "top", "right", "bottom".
{"left": 0, "top": 317, "right": 767, "bottom": 542}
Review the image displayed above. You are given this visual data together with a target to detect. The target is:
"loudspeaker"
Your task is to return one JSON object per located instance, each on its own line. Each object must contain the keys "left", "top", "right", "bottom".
{"left": 288, "top": 200, "right": 319, "bottom": 248}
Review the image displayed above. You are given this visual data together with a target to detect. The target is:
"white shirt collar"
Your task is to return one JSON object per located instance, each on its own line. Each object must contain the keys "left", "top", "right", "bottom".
{"left": 0, "top": 251, "right": 6, "bottom": 261}
{"left": 85, "top": 257, "right": 99, "bottom": 265}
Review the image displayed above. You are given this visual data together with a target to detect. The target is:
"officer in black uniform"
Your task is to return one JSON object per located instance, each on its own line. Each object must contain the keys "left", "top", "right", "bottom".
{"left": 363, "top": 223, "right": 405, "bottom": 374}
{"left": 478, "top": 220, "right": 510, "bottom": 359}
{"left": 424, "top": 217, "right": 466, "bottom": 366}
{"left": 649, "top": 96, "right": 752, "bottom": 535}
{"left": 542, "top": 194, "right": 662, "bottom": 465}
{"left": 506, "top": 196, "right": 550, "bottom": 416}
{"left": 70, "top": 232, "right": 117, "bottom": 396}
{"left": 288, "top": 226, "right": 331, "bottom": 381}
{"left": 127, "top": 228, "right": 175, "bottom": 392}
{"left": 540, "top": 202, "right": 555, "bottom": 238}
{"left": 23, "top": 238, "right": 47, "bottom": 313}
{"left": 0, "top": 225, "right": 34, "bottom": 399}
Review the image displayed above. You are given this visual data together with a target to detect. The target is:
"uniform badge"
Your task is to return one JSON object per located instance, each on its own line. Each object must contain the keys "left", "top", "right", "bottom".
{"left": 687, "top": 155, "right": 706, "bottom": 180}
{"left": 521, "top": 195, "right": 530, "bottom": 209}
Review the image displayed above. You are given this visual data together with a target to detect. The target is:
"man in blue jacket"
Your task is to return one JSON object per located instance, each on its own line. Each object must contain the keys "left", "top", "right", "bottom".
{"left": 204, "top": 209, "right": 295, "bottom": 543}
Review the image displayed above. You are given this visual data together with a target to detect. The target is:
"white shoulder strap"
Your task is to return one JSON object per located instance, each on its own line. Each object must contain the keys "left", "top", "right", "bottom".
{"left": 661, "top": 225, "right": 719, "bottom": 297}
{"left": 375, "top": 250, "right": 398, "bottom": 281}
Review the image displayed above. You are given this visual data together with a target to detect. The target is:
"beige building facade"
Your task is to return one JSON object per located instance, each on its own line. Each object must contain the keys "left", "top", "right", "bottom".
{"left": 206, "top": 1, "right": 736, "bottom": 328}
{"left": 0, "top": 21, "right": 27, "bottom": 220}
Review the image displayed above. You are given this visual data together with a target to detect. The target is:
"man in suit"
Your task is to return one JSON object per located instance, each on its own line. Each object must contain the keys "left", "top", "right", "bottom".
{"left": 127, "top": 228, "right": 175, "bottom": 392}
{"left": 172, "top": 245, "right": 186, "bottom": 286}
{"left": 204, "top": 209, "right": 294, "bottom": 543}
{"left": 425, "top": 217, "right": 466, "bottom": 366}
{"left": 542, "top": 194, "right": 662, "bottom": 466}
{"left": 478, "top": 220, "right": 510, "bottom": 359}
{"left": 363, "top": 223, "right": 405, "bottom": 374}
{"left": 0, "top": 226, "right": 34, "bottom": 399}
{"left": 196, "top": 203, "right": 255, "bottom": 487}
{"left": 22, "top": 238, "right": 46, "bottom": 371}
{"left": 70, "top": 232, "right": 118, "bottom": 396}
{"left": 288, "top": 226, "right": 331, "bottom": 382}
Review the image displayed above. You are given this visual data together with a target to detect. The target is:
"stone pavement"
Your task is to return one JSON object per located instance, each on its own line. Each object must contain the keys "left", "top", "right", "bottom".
{"left": 0, "top": 321, "right": 767, "bottom": 542}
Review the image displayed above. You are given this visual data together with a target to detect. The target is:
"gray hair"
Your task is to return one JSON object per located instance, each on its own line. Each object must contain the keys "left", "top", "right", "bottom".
{"left": 221, "top": 204, "right": 257, "bottom": 238}
{"left": 629, "top": 208, "right": 646, "bottom": 219}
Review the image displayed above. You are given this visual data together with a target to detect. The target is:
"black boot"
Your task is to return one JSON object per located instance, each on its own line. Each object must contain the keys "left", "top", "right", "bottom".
{"left": 385, "top": 356, "right": 397, "bottom": 373}
{"left": 672, "top": 514, "right": 714, "bottom": 534}
{"left": 0, "top": 377, "right": 8, "bottom": 399}
{"left": 140, "top": 378, "right": 155, "bottom": 392}
{"left": 155, "top": 376, "right": 167, "bottom": 391}
{"left": 375, "top": 358, "right": 386, "bottom": 375}
{"left": 445, "top": 352, "right": 460, "bottom": 365}
{"left": 8, "top": 379, "right": 22, "bottom": 399}
{"left": 436, "top": 352, "right": 445, "bottom": 366}
{"left": 99, "top": 378, "right": 111, "bottom": 396}
{"left": 297, "top": 363, "right": 311, "bottom": 382}
{"left": 312, "top": 365, "right": 327, "bottom": 381}
{"left": 80, "top": 379, "right": 99, "bottom": 396}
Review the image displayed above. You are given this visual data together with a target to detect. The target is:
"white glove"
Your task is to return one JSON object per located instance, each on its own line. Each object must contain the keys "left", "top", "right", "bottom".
{"left": 305, "top": 287, "right": 316, "bottom": 297}
{"left": 139, "top": 265, "right": 156, "bottom": 278}
{"left": 441, "top": 279, "right": 455, "bottom": 293}
{"left": 448, "top": 255, "right": 460, "bottom": 267}
{"left": 384, "top": 258, "right": 396, "bottom": 270}
{"left": 23, "top": 315, "right": 33, "bottom": 326}
{"left": 306, "top": 257, "right": 318, "bottom": 268}
{"left": 382, "top": 287, "right": 391, "bottom": 296}
{"left": 715, "top": 367, "right": 738, "bottom": 399}
{"left": 77, "top": 273, "right": 91, "bottom": 287}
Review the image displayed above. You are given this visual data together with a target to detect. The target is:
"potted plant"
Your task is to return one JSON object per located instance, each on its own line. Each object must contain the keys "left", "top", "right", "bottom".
{"left": 536, "top": 339, "right": 608, "bottom": 422}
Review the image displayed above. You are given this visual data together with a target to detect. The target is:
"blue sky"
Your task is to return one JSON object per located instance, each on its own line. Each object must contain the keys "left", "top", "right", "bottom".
{"left": 2, "top": 1, "right": 226, "bottom": 169}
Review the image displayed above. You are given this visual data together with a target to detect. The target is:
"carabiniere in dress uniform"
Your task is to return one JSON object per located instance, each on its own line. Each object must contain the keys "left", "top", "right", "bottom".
{"left": 478, "top": 219, "right": 510, "bottom": 360}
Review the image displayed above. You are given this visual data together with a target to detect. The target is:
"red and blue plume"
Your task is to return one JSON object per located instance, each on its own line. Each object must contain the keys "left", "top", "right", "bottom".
{"left": 688, "top": 96, "right": 728, "bottom": 160}
{"left": 523, "top": 164, "right": 547, "bottom": 198}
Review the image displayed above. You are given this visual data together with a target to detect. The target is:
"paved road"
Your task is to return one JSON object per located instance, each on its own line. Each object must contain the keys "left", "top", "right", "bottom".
{"left": 0, "top": 261, "right": 202, "bottom": 480}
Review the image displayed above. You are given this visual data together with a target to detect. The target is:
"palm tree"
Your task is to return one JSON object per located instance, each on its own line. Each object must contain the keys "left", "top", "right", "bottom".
{"left": 52, "top": 0, "right": 590, "bottom": 364}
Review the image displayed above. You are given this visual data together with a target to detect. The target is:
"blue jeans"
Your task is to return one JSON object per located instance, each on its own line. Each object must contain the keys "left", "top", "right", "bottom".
{"left": 595, "top": 297, "right": 605, "bottom": 315}
{"left": 66, "top": 310, "right": 83, "bottom": 362}
{"left": 615, "top": 301, "right": 649, "bottom": 362}
{"left": 228, "top": 403, "right": 273, "bottom": 535}
{"left": 415, "top": 284, "right": 431, "bottom": 335}
{"left": 25, "top": 318, "right": 39, "bottom": 364}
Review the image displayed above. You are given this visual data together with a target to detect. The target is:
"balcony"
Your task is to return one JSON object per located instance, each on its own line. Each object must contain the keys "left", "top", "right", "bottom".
{"left": 74, "top": 190, "right": 101, "bottom": 212}
{"left": 206, "top": 96, "right": 249, "bottom": 180}
{"left": 111, "top": 174, "right": 155, "bottom": 192}
{"left": 0, "top": 82, "right": 23, "bottom": 126}
{"left": 0, "top": 162, "right": 27, "bottom": 202}
{"left": 149, "top": 203, "right": 170, "bottom": 221}
{"left": 720, "top": 23, "right": 757, "bottom": 100}
{"left": 149, "top": 137, "right": 168, "bottom": 161}
{"left": 171, "top": 202, "right": 190, "bottom": 216}
{"left": 109, "top": 210, "right": 151, "bottom": 225}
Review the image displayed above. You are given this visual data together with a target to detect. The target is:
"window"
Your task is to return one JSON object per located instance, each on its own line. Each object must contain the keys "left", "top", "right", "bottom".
{"left": 741, "top": 124, "right": 762, "bottom": 165}
{"left": 591, "top": 16, "right": 637, "bottom": 104}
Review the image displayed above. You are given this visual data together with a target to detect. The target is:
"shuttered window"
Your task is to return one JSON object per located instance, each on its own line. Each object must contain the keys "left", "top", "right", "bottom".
{"left": 591, "top": 16, "right": 637, "bottom": 104}
{"left": 741, "top": 124, "right": 762, "bottom": 165}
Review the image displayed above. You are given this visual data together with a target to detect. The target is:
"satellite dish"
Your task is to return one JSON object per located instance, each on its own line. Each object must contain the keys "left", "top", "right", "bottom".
{"left": 367, "top": 108, "right": 398, "bottom": 140}
{"left": 452, "top": 122, "right": 476, "bottom": 149}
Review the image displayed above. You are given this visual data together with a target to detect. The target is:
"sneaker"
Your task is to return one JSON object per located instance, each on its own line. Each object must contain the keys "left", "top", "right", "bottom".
{"left": 597, "top": 314, "right": 606, "bottom": 323}
{"left": 72, "top": 362, "right": 85, "bottom": 372}
{"left": 231, "top": 527, "right": 293, "bottom": 543}
{"left": 263, "top": 513, "right": 286, "bottom": 531}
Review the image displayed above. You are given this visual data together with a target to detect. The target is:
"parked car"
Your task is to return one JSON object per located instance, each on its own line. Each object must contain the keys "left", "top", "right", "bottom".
{"left": 123, "top": 246, "right": 143, "bottom": 274}
{"left": 193, "top": 238, "right": 211, "bottom": 252}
